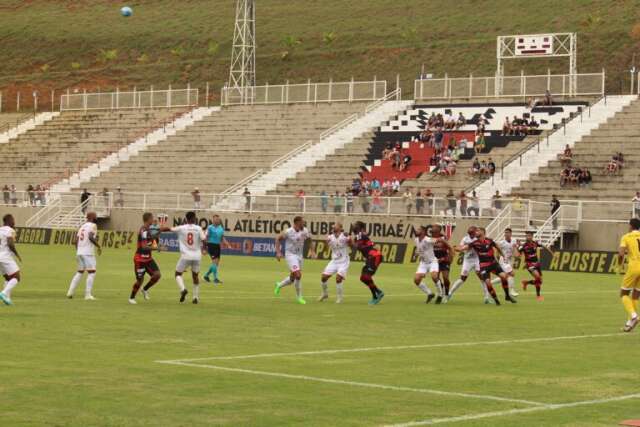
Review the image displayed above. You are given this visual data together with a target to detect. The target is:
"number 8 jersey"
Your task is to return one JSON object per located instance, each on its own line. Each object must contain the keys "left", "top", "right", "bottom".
{"left": 172, "top": 224, "right": 206, "bottom": 260}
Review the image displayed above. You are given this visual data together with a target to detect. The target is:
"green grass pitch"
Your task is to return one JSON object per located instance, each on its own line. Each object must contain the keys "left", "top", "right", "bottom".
{"left": 1, "top": 244, "right": 638, "bottom": 426}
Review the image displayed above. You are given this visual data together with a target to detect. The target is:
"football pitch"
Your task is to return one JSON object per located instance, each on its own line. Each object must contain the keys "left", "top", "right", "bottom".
{"left": 2, "top": 244, "right": 638, "bottom": 426}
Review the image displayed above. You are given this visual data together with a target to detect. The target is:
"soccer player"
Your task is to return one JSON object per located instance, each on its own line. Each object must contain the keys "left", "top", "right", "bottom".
{"left": 172, "top": 211, "right": 207, "bottom": 304}
{"left": 518, "top": 231, "right": 553, "bottom": 301}
{"left": 352, "top": 221, "right": 385, "bottom": 305}
{"left": 204, "top": 215, "right": 228, "bottom": 284}
{"left": 433, "top": 224, "right": 454, "bottom": 300}
{"left": 274, "top": 216, "right": 316, "bottom": 304}
{"left": 448, "top": 226, "right": 490, "bottom": 303}
{"left": 413, "top": 225, "right": 445, "bottom": 304}
{"left": 319, "top": 223, "right": 352, "bottom": 304}
{"left": 0, "top": 214, "right": 21, "bottom": 306}
{"left": 66, "top": 212, "right": 102, "bottom": 300}
{"left": 129, "top": 212, "right": 162, "bottom": 305}
{"left": 618, "top": 218, "right": 640, "bottom": 332}
{"left": 460, "top": 227, "right": 517, "bottom": 305}
{"left": 491, "top": 228, "right": 519, "bottom": 298}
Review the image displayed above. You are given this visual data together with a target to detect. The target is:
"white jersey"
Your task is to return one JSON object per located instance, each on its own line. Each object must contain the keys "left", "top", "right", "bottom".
{"left": 284, "top": 227, "right": 311, "bottom": 257}
{"left": 460, "top": 235, "right": 478, "bottom": 261}
{"left": 496, "top": 239, "right": 517, "bottom": 264}
{"left": 172, "top": 224, "right": 206, "bottom": 261}
{"left": 77, "top": 222, "right": 98, "bottom": 256}
{"left": 415, "top": 236, "right": 436, "bottom": 262}
{"left": 0, "top": 226, "right": 16, "bottom": 261}
{"left": 327, "top": 233, "right": 350, "bottom": 261}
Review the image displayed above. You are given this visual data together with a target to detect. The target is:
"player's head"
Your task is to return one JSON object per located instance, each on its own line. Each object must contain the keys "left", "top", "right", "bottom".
{"left": 2, "top": 214, "right": 14, "bottom": 228}
{"left": 525, "top": 230, "right": 534, "bottom": 241}
{"left": 476, "top": 227, "right": 486, "bottom": 238}
{"left": 86, "top": 212, "right": 97, "bottom": 223}
{"left": 185, "top": 211, "right": 197, "bottom": 224}
{"left": 212, "top": 214, "right": 222, "bottom": 225}
{"left": 352, "top": 221, "right": 366, "bottom": 234}
{"left": 431, "top": 224, "right": 442, "bottom": 237}
{"left": 504, "top": 228, "right": 512, "bottom": 240}
{"left": 467, "top": 225, "right": 477, "bottom": 237}
{"left": 630, "top": 218, "right": 640, "bottom": 231}
{"left": 142, "top": 212, "right": 154, "bottom": 226}
{"left": 333, "top": 223, "right": 343, "bottom": 234}
{"left": 417, "top": 225, "right": 428, "bottom": 237}
{"left": 293, "top": 216, "right": 303, "bottom": 230}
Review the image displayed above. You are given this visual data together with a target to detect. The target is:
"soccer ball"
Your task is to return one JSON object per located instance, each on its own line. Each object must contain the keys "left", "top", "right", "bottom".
{"left": 120, "top": 6, "right": 133, "bottom": 17}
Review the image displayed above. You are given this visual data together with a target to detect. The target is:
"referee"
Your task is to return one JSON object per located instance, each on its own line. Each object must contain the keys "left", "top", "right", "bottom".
{"left": 204, "top": 215, "right": 227, "bottom": 284}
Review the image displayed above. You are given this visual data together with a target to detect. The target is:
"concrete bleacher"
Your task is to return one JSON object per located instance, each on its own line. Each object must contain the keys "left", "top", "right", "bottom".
{"left": 511, "top": 98, "right": 640, "bottom": 201}
{"left": 0, "top": 113, "right": 33, "bottom": 130}
{"left": 79, "top": 103, "right": 367, "bottom": 194}
{"left": 0, "top": 109, "right": 184, "bottom": 190}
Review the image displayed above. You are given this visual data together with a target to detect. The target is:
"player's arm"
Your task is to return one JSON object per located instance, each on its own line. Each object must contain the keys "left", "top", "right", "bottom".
{"left": 7, "top": 236, "right": 21, "bottom": 263}
{"left": 491, "top": 241, "right": 504, "bottom": 258}
{"left": 618, "top": 239, "right": 628, "bottom": 273}
{"left": 513, "top": 243, "right": 521, "bottom": 258}
{"left": 275, "top": 233, "right": 285, "bottom": 261}
{"left": 88, "top": 231, "right": 102, "bottom": 256}
{"left": 306, "top": 234, "right": 317, "bottom": 259}
{"left": 455, "top": 243, "right": 470, "bottom": 252}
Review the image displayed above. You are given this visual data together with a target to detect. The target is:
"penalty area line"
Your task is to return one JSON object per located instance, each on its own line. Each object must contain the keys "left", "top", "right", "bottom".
{"left": 156, "top": 360, "right": 546, "bottom": 406}
{"left": 160, "top": 332, "right": 624, "bottom": 362}
{"left": 386, "top": 393, "right": 640, "bottom": 426}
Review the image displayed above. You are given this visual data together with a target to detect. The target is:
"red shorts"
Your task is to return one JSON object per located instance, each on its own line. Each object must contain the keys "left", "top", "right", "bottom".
{"left": 134, "top": 259, "right": 160, "bottom": 280}
{"left": 362, "top": 250, "right": 382, "bottom": 276}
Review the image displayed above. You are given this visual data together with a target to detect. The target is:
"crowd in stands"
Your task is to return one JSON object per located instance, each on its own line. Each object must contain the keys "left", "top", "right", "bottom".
{"left": 468, "top": 157, "right": 496, "bottom": 177}
{"left": 1, "top": 184, "right": 49, "bottom": 206}
{"left": 501, "top": 115, "right": 540, "bottom": 136}
{"left": 381, "top": 142, "right": 413, "bottom": 172}
{"left": 604, "top": 152, "right": 624, "bottom": 175}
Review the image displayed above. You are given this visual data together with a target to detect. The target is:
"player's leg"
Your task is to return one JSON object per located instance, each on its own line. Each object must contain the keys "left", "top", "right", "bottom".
{"left": 430, "top": 266, "right": 444, "bottom": 304}
{"left": 414, "top": 269, "right": 435, "bottom": 304}
{"left": 319, "top": 261, "right": 336, "bottom": 302}
{"left": 522, "top": 267, "right": 536, "bottom": 290}
{"left": 482, "top": 274, "right": 501, "bottom": 305}
{"left": 448, "top": 271, "right": 467, "bottom": 301}
{"left": 293, "top": 261, "right": 305, "bottom": 304}
{"left": 84, "top": 256, "right": 97, "bottom": 300}
{"left": 531, "top": 269, "right": 543, "bottom": 301}
{"left": 67, "top": 256, "right": 85, "bottom": 298}
{"left": 275, "top": 255, "right": 297, "bottom": 296}
{"left": 142, "top": 261, "right": 162, "bottom": 298}
{"left": 205, "top": 244, "right": 222, "bottom": 284}
{"left": 497, "top": 271, "right": 516, "bottom": 303}
{"left": 335, "top": 270, "right": 346, "bottom": 304}
{"left": 361, "top": 254, "right": 384, "bottom": 305}
{"left": 129, "top": 263, "right": 145, "bottom": 304}
{"left": 621, "top": 272, "right": 639, "bottom": 331}
{"left": 0, "top": 268, "right": 20, "bottom": 305}
{"left": 175, "top": 258, "right": 189, "bottom": 303}
{"left": 191, "top": 260, "right": 201, "bottom": 304}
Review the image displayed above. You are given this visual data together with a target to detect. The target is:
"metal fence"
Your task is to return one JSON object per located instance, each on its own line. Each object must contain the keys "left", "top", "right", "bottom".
{"left": 59, "top": 88, "right": 199, "bottom": 111}
{"left": 221, "top": 79, "right": 388, "bottom": 106}
{"left": 414, "top": 72, "right": 605, "bottom": 101}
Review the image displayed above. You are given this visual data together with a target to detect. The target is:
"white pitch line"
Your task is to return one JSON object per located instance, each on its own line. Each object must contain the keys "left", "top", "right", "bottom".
{"left": 387, "top": 393, "right": 640, "bottom": 426}
{"left": 161, "top": 332, "right": 624, "bottom": 362}
{"left": 157, "top": 360, "right": 545, "bottom": 406}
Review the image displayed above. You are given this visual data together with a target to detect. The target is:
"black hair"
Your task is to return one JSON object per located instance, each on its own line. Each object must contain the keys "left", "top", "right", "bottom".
{"left": 293, "top": 216, "right": 303, "bottom": 224}
{"left": 142, "top": 212, "right": 153, "bottom": 222}
{"left": 505, "top": 228, "right": 512, "bottom": 232}
{"left": 2, "top": 214, "right": 12, "bottom": 225}
{"left": 186, "top": 211, "right": 197, "bottom": 223}
{"left": 631, "top": 218, "right": 640, "bottom": 230}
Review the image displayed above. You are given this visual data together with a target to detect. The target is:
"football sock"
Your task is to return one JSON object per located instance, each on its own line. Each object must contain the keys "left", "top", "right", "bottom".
{"left": 418, "top": 282, "right": 434, "bottom": 296}
{"left": 481, "top": 282, "right": 490, "bottom": 299}
{"left": 622, "top": 295, "right": 637, "bottom": 319}
{"left": 130, "top": 283, "right": 142, "bottom": 299}
{"left": 207, "top": 264, "right": 218, "bottom": 279}
{"left": 176, "top": 275, "right": 186, "bottom": 292}
{"left": 294, "top": 279, "right": 302, "bottom": 298}
{"left": 278, "top": 277, "right": 292, "bottom": 288}
{"left": 491, "top": 277, "right": 501, "bottom": 286}
{"left": 507, "top": 276, "right": 515, "bottom": 290}
{"left": 68, "top": 272, "right": 82, "bottom": 296}
{"left": 336, "top": 282, "right": 344, "bottom": 300}
{"left": 143, "top": 277, "right": 159, "bottom": 291}
{"left": 85, "top": 273, "right": 96, "bottom": 297}
{"left": 2, "top": 278, "right": 18, "bottom": 298}
{"left": 435, "top": 280, "right": 443, "bottom": 297}
{"left": 320, "top": 280, "right": 329, "bottom": 296}
{"left": 534, "top": 278, "right": 542, "bottom": 296}
{"left": 193, "top": 284, "right": 200, "bottom": 299}
{"left": 633, "top": 298, "right": 639, "bottom": 312}
{"left": 449, "top": 278, "right": 464, "bottom": 296}
{"left": 442, "top": 280, "right": 450, "bottom": 295}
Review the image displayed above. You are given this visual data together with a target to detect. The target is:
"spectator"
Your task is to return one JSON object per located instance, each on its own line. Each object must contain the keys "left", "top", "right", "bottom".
{"left": 544, "top": 89, "right": 553, "bottom": 106}
{"left": 403, "top": 188, "right": 413, "bottom": 214}
{"left": 191, "top": 187, "right": 202, "bottom": 210}
{"left": 359, "top": 189, "right": 370, "bottom": 213}
{"left": 633, "top": 192, "right": 640, "bottom": 218}
{"left": 27, "top": 184, "right": 35, "bottom": 206}
{"left": 468, "top": 191, "right": 480, "bottom": 217}
{"left": 579, "top": 168, "right": 592, "bottom": 187}
{"left": 392, "top": 149, "right": 402, "bottom": 170}
{"left": 415, "top": 190, "right": 424, "bottom": 215}
{"left": 333, "top": 191, "right": 344, "bottom": 213}
{"left": 491, "top": 190, "right": 502, "bottom": 215}
{"left": 80, "top": 188, "right": 91, "bottom": 213}
{"left": 469, "top": 158, "right": 481, "bottom": 176}
{"left": 100, "top": 187, "right": 110, "bottom": 210}
{"left": 434, "top": 129, "right": 444, "bottom": 151}
{"left": 445, "top": 189, "right": 456, "bottom": 216}
{"left": 550, "top": 195, "right": 560, "bottom": 229}
{"left": 569, "top": 167, "right": 580, "bottom": 186}
{"left": 458, "top": 191, "right": 468, "bottom": 217}
{"left": 392, "top": 177, "right": 401, "bottom": 194}
{"left": 36, "top": 185, "right": 46, "bottom": 206}
{"left": 9, "top": 185, "right": 17, "bottom": 206}
{"left": 320, "top": 190, "right": 329, "bottom": 213}
{"left": 371, "top": 189, "right": 384, "bottom": 213}
{"left": 475, "top": 133, "right": 485, "bottom": 154}
{"left": 295, "top": 189, "right": 305, "bottom": 212}
{"left": 424, "top": 188, "right": 434, "bottom": 213}
{"left": 346, "top": 189, "right": 354, "bottom": 214}
{"left": 243, "top": 187, "right": 251, "bottom": 211}
{"left": 560, "top": 167, "right": 571, "bottom": 187}
{"left": 382, "top": 179, "right": 392, "bottom": 195}
{"left": 559, "top": 145, "right": 572, "bottom": 167}
{"left": 502, "top": 116, "right": 512, "bottom": 135}
{"left": 371, "top": 178, "right": 381, "bottom": 191}
{"left": 399, "top": 151, "right": 412, "bottom": 172}
{"left": 455, "top": 112, "right": 466, "bottom": 129}
{"left": 487, "top": 158, "right": 496, "bottom": 176}
{"left": 351, "top": 179, "right": 362, "bottom": 195}
{"left": 615, "top": 152, "right": 625, "bottom": 170}
{"left": 115, "top": 187, "right": 124, "bottom": 208}
{"left": 2, "top": 185, "right": 9, "bottom": 205}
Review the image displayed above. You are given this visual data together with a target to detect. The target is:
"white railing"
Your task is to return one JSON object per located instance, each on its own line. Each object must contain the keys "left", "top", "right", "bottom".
{"left": 319, "top": 113, "right": 360, "bottom": 140}
{"left": 60, "top": 88, "right": 199, "bottom": 111}
{"left": 221, "top": 170, "right": 265, "bottom": 195}
{"left": 535, "top": 208, "right": 565, "bottom": 247}
{"left": 25, "top": 197, "right": 61, "bottom": 227}
{"left": 221, "top": 79, "right": 387, "bottom": 106}
{"left": 364, "top": 88, "right": 402, "bottom": 114}
{"left": 271, "top": 140, "right": 314, "bottom": 169}
{"left": 485, "top": 203, "right": 513, "bottom": 238}
{"left": 414, "top": 72, "right": 605, "bottom": 101}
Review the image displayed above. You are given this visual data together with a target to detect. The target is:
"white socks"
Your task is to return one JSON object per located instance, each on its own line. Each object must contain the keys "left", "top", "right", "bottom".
{"left": 176, "top": 275, "right": 186, "bottom": 292}
{"left": 86, "top": 273, "right": 95, "bottom": 297}
{"left": 67, "top": 272, "right": 82, "bottom": 296}
{"left": 278, "top": 277, "right": 292, "bottom": 288}
{"left": 2, "top": 278, "right": 18, "bottom": 298}
{"left": 320, "top": 280, "right": 329, "bottom": 297}
{"left": 507, "top": 276, "right": 515, "bottom": 290}
{"left": 434, "top": 280, "right": 444, "bottom": 297}
{"left": 294, "top": 279, "right": 302, "bottom": 298}
{"left": 336, "top": 282, "right": 344, "bottom": 300}
{"left": 193, "top": 284, "right": 200, "bottom": 299}
{"left": 417, "top": 282, "right": 434, "bottom": 296}
{"left": 480, "top": 282, "right": 490, "bottom": 298}
{"left": 449, "top": 278, "right": 464, "bottom": 296}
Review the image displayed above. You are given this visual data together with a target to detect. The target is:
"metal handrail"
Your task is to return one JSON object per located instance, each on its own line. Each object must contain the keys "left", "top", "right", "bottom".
{"left": 53, "top": 196, "right": 92, "bottom": 228}
{"left": 364, "top": 88, "right": 402, "bottom": 114}
{"left": 221, "top": 170, "right": 265, "bottom": 195}
{"left": 319, "top": 113, "right": 359, "bottom": 140}
{"left": 25, "top": 198, "right": 62, "bottom": 227}
{"left": 485, "top": 203, "right": 512, "bottom": 238}
{"left": 271, "top": 140, "right": 313, "bottom": 169}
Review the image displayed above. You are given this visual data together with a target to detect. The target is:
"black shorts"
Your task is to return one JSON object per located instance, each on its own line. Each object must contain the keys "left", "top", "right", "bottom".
{"left": 479, "top": 262, "right": 503, "bottom": 281}
{"left": 438, "top": 262, "right": 451, "bottom": 272}
{"left": 362, "top": 252, "right": 382, "bottom": 276}
{"left": 207, "top": 243, "right": 221, "bottom": 259}
{"left": 134, "top": 259, "right": 160, "bottom": 280}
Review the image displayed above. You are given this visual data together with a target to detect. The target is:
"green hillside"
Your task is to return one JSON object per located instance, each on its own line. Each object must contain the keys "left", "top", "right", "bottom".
{"left": 0, "top": 0, "right": 639, "bottom": 109}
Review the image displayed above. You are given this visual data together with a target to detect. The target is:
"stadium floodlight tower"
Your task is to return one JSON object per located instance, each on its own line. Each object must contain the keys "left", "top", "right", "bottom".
{"left": 496, "top": 32, "right": 577, "bottom": 96}
{"left": 227, "top": 0, "right": 256, "bottom": 105}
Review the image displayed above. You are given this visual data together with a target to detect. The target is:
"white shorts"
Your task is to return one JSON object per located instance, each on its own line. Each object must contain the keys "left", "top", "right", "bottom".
{"left": 461, "top": 258, "right": 480, "bottom": 276}
{"left": 417, "top": 259, "right": 439, "bottom": 275}
{"left": 0, "top": 258, "right": 19, "bottom": 276}
{"left": 286, "top": 254, "right": 303, "bottom": 272}
{"left": 76, "top": 255, "right": 97, "bottom": 271}
{"left": 499, "top": 260, "right": 513, "bottom": 274}
{"left": 176, "top": 258, "right": 201, "bottom": 274}
{"left": 323, "top": 259, "right": 350, "bottom": 278}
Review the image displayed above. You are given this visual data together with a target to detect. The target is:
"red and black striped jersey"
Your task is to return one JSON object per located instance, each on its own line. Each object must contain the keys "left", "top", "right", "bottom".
{"left": 518, "top": 241, "right": 541, "bottom": 264}
{"left": 470, "top": 238, "right": 498, "bottom": 267}
{"left": 354, "top": 232, "right": 376, "bottom": 258}
{"left": 134, "top": 226, "right": 153, "bottom": 262}
{"left": 434, "top": 239, "right": 450, "bottom": 263}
